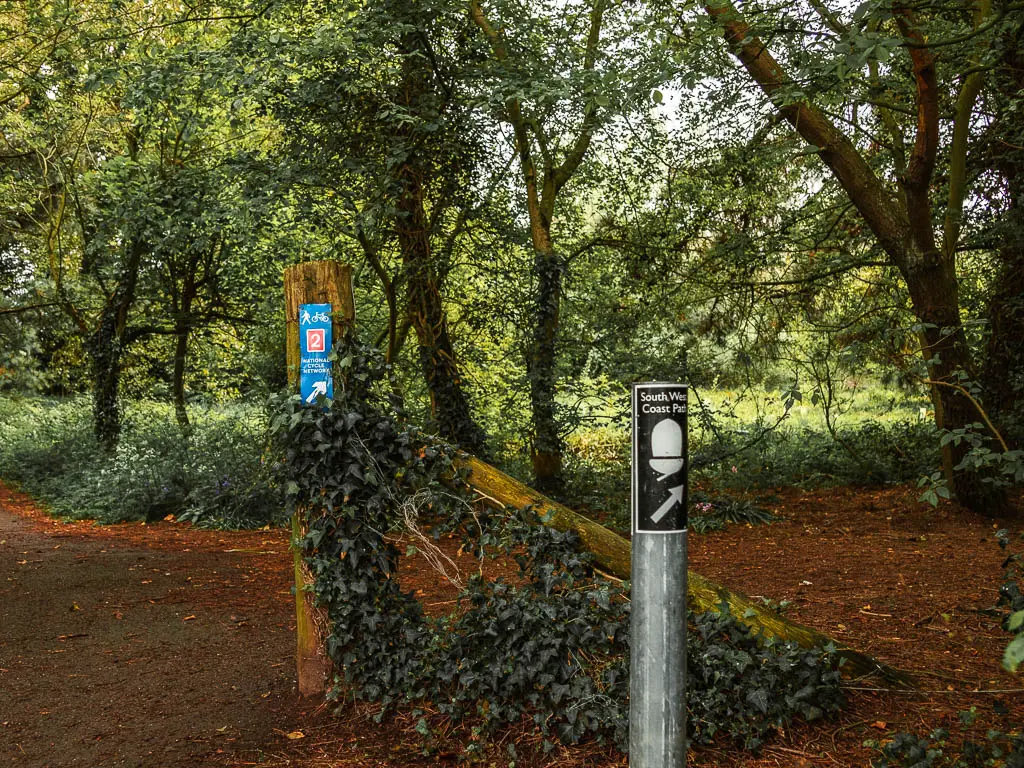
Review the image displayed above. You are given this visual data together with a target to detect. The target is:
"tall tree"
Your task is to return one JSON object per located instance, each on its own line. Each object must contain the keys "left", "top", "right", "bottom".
{"left": 260, "top": 0, "right": 490, "bottom": 454}
{"left": 693, "top": 0, "right": 1015, "bottom": 512}
{"left": 1, "top": 0, "right": 268, "bottom": 445}
{"left": 470, "top": 0, "right": 669, "bottom": 489}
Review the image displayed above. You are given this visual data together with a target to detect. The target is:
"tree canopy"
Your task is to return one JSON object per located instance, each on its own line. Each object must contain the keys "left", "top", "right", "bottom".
{"left": 2, "top": 0, "right": 1022, "bottom": 511}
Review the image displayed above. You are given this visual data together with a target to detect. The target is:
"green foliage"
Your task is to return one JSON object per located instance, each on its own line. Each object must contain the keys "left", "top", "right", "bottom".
{"left": 926, "top": 423, "right": 1024, "bottom": 501}
{"left": 996, "top": 529, "right": 1024, "bottom": 673}
{"left": 689, "top": 491, "right": 778, "bottom": 534}
{"left": 0, "top": 396, "right": 280, "bottom": 527}
{"left": 432, "top": 519, "right": 631, "bottom": 749}
{"left": 274, "top": 337, "right": 844, "bottom": 754}
{"left": 688, "top": 609, "right": 843, "bottom": 752}
{"left": 707, "top": 420, "right": 940, "bottom": 490}
{"left": 869, "top": 726, "right": 1024, "bottom": 768}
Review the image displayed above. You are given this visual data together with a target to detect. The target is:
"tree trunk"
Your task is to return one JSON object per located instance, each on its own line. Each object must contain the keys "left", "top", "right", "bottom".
{"left": 454, "top": 454, "right": 915, "bottom": 687}
{"left": 86, "top": 238, "right": 145, "bottom": 451}
{"left": 396, "top": 182, "right": 489, "bottom": 456}
{"left": 468, "top": 2, "right": 605, "bottom": 493}
{"left": 900, "top": 252, "right": 1006, "bottom": 513}
{"left": 87, "top": 323, "right": 124, "bottom": 452}
{"left": 172, "top": 282, "right": 195, "bottom": 431}
{"left": 527, "top": 240, "right": 564, "bottom": 490}
{"left": 172, "top": 326, "right": 189, "bottom": 430}
{"left": 393, "top": 33, "right": 489, "bottom": 456}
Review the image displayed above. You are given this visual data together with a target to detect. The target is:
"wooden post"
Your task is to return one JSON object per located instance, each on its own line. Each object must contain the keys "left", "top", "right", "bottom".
{"left": 283, "top": 260, "right": 356, "bottom": 697}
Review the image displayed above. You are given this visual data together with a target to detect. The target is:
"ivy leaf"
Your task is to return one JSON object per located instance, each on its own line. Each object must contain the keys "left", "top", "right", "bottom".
{"left": 1003, "top": 635, "right": 1024, "bottom": 673}
{"left": 1009, "top": 610, "right": 1024, "bottom": 633}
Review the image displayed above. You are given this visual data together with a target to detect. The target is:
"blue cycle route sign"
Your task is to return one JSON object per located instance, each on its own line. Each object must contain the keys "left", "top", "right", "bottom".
{"left": 299, "top": 303, "right": 333, "bottom": 404}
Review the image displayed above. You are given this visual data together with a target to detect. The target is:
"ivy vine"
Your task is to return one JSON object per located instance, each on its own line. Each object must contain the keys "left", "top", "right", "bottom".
{"left": 270, "top": 335, "right": 845, "bottom": 754}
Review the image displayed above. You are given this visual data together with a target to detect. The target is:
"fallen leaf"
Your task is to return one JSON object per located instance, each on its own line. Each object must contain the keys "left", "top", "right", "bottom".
{"left": 286, "top": 731, "right": 305, "bottom": 740}
{"left": 871, "top": 721, "right": 888, "bottom": 730}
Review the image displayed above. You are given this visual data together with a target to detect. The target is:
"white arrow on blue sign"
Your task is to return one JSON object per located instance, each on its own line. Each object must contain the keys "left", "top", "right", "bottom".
{"left": 299, "top": 303, "right": 333, "bottom": 404}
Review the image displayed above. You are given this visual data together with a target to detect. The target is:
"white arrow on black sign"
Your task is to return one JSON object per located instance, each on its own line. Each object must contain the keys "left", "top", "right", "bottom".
{"left": 649, "top": 485, "right": 685, "bottom": 524}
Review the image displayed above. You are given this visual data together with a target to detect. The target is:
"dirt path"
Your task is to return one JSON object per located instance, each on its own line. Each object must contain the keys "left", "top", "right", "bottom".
{"left": 0, "top": 487, "right": 302, "bottom": 767}
{"left": 2, "top": 482, "right": 1022, "bottom": 767}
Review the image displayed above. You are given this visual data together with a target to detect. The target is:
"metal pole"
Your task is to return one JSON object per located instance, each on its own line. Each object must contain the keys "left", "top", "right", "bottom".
{"left": 630, "top": 382, "right": 688, "bottom": 768}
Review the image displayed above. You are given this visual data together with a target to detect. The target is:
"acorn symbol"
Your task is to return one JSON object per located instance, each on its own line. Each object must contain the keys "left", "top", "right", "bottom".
{"left": 649, "top": 419, "right": 684, "bottom": 481}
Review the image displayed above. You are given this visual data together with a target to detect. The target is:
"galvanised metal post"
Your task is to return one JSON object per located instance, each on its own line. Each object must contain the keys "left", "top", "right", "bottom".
{"left": 630, "top": 382, "right": 688, "bottom": 768}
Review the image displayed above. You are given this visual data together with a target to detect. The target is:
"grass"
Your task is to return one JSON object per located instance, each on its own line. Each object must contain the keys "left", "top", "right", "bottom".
{"left": 0, "top": 395, "right": 282, "bottom": 527}
{"left": 0, "top": 380, "right": 937, "bottom": 531}
{"left": 559, "top": 381, "right": 937, "bottom": 529}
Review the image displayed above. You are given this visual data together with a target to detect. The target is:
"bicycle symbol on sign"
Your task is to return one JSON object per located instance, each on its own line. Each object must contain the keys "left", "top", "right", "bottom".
{"left": 300, "top": 309, "right": 332, "bottom": 324}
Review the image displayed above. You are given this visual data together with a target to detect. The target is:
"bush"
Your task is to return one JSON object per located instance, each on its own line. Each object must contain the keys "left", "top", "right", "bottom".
{"left": 0, "top": 396, "right": 282, "bottom": 527}
{"left": 870, "top": 725, "right": 1024, "bottom": 768}
{"left": 704, "top": 420, "right": 940, "bottom": 490}
{"left": 689, "top": 490, "right": 777, "bottom": 534}
{"left": 274, "top": 337, "right": 845, "bottom": 755}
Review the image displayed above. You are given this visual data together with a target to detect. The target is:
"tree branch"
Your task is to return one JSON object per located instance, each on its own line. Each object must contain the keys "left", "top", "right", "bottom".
{"left": 703, "top": 0, "right": 910, "bottom": 269}
{"left": 894, "top": 3, "right": 940, "bottom": 264}
{"left": 0, "top": 303, "right": 58, "bottom": 316}
{"left": 551, "top": 0, "right": 606, "bottom": 193}
{"left": 942, "top": 0, "right": 992, "bottom": 260}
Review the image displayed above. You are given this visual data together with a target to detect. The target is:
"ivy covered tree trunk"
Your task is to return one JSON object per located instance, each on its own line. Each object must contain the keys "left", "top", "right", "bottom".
{"left": 470, "top": 0, "right": 606, "bottom": 492}
{"left": 396, "top": 177, "right": 489, "bottom": 455}
{"left": 172, "top": 276, "right": 196, "bottom": 431}
{"left": 87, "top": 326, "right": 125, "bottom": 452}
{"left": 393, "top": 32, "right": 489, "bottom": 456}
{"left": 528, "top": 238, "right": 565, "bottom": 491}
{"left": 86, "top": 238, "right": 145, "bottom": 451}
{"left": 172, "top": 319, "right": 190, "bottom": 430}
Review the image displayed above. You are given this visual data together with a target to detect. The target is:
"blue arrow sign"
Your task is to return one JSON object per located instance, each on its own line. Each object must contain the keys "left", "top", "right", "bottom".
{"left": 299, "top": 303, "right": 332, "bottom": 404}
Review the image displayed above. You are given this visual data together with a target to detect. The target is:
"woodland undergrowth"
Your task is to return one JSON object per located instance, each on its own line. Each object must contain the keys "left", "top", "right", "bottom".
{"left": 270, "top": 337, "right": 844, "bottom": 755}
